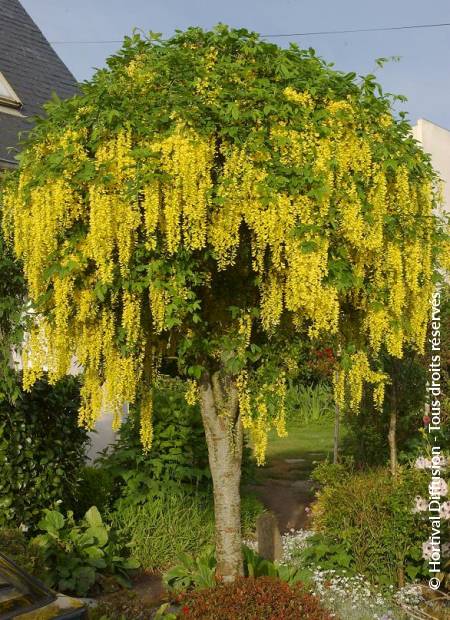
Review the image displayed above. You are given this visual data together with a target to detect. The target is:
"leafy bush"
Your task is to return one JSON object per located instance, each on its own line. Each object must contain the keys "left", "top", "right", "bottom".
{"left": 0, "top": 376, "right": 88, "bottom": 528}
{"left": 311, "top": 465, "right": 434, "bottom": 585}
{"left": 178, "top": 577, "right": 334, "bottom": 619}
{"left": 76, "top": 465, "right": 115, "bottom": 518}
{"left": 33, "top": 506, "right": 138, "bottom": 596}
{"left": 98, "top": 378, "right": 212, "bottom": 508}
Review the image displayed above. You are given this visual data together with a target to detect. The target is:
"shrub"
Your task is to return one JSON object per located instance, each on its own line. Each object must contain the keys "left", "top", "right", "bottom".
{"left": 76, "top": 465, "right": 115, "bottom": 518}
{"left": 0, "top": 375, "right": 88, "bottom": 528}
{"left": 179, "top": 577, "right": 334, "bottom": 619}
{"left": 98, "top": 377, "right": 256, "bottom": 508}
{"left": 33, "top": 506, "right": 138, "bottom": 596}
{"left": 98, "top": 378, "right": 212, "bottom": 508}
{"left": 311, "top": 465, "right": 438, "bottom": 585}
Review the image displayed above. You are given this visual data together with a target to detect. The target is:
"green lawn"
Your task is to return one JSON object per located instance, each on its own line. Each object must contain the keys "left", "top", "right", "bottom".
{"left": 249, "top": 419, "right": 336, "bottom": 483}
{"left": 265, "top": 420, "right": 335, "bottom": 461}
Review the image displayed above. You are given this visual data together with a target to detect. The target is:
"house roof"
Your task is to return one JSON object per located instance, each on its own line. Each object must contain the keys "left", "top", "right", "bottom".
{"left": 0, "top": 0, "right": 78, "bottom": 167}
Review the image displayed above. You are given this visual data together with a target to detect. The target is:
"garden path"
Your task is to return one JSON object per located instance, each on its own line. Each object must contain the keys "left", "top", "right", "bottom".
{"left": 246, "top": 421, "right": 334, "bottom": 532}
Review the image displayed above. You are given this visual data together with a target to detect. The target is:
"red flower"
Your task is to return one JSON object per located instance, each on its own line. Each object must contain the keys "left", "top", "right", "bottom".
{"left": 182, "top": 605, "right": 190, "bottom": 615}
{"left": 423, "top": 415, "right": 431, "bottom": 426}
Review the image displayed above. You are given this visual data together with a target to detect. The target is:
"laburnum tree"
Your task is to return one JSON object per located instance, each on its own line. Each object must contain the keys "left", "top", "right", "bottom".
{"left": 1, "top": 26, "right": 447, "bottom": 581}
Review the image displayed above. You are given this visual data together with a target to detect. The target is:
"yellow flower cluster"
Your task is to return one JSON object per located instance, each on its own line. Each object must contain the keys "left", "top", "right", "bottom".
{"left": 185, "top": 379, "right": 199, "bottom": 406}
{"left": 159, "top": 125, "right": 214, "bottom": 253}
{"left": 2, "top": 104, "right": 439, "bottom": 459}
{"left": 87, "top": 131, "right": 139, "bottom": 282}
{"left": 236, "top": 368, "right": 287, "bottom": 465}
{"left": 139, "top": 391, "right": 154, "bottom": 452}
{"left": 333, "top": 351, "right": 386, "bottom": 412}
{"left": 283, "top": 87, "right": 314, "bottom": 108}
{"left": 2, "top": 177, "right": 81, "bottom": 298}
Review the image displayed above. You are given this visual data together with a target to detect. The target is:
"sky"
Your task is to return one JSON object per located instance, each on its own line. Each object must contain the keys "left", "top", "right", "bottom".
{"left": 21, "top": 0, "right": 450, "bottom": 129}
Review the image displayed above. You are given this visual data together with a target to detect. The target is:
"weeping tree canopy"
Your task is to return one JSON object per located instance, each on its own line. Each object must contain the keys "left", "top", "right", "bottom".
{"left": 1, "top": 25, "right": 447, "bottom": 463}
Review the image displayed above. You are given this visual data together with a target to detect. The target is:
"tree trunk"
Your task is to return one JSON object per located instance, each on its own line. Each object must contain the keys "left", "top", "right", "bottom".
{"left": 388, "top": 370, "right": 398, "bottom": 477}
{"left": 388, "top": 409, "right": 397, "bottom": 477}
{"left": 333, "top": 401, "right": 340, "bottom": 465}
{"left": 199, "top": 370, "right": 244, "bottom": 582}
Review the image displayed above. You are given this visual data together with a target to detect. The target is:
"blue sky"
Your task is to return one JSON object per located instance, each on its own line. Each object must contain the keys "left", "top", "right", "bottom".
{"left": 22, "top": 0, "right": 450, "bottom": 129}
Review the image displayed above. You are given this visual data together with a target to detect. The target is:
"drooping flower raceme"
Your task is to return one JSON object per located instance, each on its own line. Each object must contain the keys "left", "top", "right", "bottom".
{"left": 1, "top": 27, "right": 446, "bottom": 461}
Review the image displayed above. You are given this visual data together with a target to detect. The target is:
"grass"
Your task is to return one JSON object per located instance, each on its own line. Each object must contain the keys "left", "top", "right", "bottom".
{"left": 112, "top": 491, "right": 214, "bottom": 571}
{"left": 111, "top": 490, "right": 265, "bottom": 571}
{"left": 264, "top": 420, "right": 335, "bottom": 461}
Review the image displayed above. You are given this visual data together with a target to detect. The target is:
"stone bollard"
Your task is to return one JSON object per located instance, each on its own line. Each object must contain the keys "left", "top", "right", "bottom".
{"left": 256, "top": 511, "right": 282, "bottom": 562}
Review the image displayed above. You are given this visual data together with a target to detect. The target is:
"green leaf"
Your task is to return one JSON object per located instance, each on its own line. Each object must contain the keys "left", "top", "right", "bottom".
{"left": 39, "top": 510, "right": 65, "bottom": 533}
{"left": 84, "top": 506, "right": 103, "bottom": 528}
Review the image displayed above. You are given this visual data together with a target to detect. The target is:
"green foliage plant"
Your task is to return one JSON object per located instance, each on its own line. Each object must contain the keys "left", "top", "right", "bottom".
{"left": 285, "top": 382, "right": 334, "bottom": 425}
{"left": 0, "top": 376, "right": 88, "bottom": 528}
{"left": 0, "top": 222, "right": 26, "bottom": 404}
{"left": 311, "top": 465, "right": 437, "bottom": 585}
{"left": 97, "top": 378, "right": 211, "bottom": 509}
{"left": 33, "top": 506, "right": 139, "bottom": 596}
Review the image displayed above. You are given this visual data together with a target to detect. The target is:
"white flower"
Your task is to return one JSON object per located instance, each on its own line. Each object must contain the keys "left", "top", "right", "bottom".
{"left": 438, "top": 455, "right": 448, "bottom": 468}
{"left": 415, "top": 456, "right": 431, "bottom": 469}
{"left": 393, "top": 583, "right": 424, "bottom": 606}
{"left": 19, "top": 523, "right": 28, "bottom": 533}
{"left": 412, "top": 495, "right": 428, "bottom": 513}
{"left": 422, "top": 540, "right": 434, "bottom": 560}
{"left": 439, "top": 500, "right": 450, "bottom": 520}
{"left": 429, "top": 478, "right": 448, "bottom": 497}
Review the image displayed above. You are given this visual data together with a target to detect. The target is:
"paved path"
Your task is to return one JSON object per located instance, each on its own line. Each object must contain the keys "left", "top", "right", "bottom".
{"left": 247, "top": 451, "right": 328, "bottom": 532}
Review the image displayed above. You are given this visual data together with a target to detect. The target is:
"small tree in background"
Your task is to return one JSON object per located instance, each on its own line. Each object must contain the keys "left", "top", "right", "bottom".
{"left": 1, "top": 26, "right": 447, "bottom": 580}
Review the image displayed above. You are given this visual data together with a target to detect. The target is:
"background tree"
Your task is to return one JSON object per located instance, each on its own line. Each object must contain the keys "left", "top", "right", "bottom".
{"left": 342, "top": 349, "right": 427, "bottom": 470}
{"left": 1, "top": 26, "right": 446, "bottom": 581}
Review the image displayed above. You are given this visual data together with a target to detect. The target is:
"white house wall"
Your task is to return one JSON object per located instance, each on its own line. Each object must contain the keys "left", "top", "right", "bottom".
{"left": 412, "top": 118, "right": 450, "bottom": 213}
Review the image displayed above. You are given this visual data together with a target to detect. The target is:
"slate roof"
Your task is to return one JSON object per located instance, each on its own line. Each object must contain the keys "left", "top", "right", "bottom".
{"left": 0, "top": 0, "right": 78, "bottom": 167}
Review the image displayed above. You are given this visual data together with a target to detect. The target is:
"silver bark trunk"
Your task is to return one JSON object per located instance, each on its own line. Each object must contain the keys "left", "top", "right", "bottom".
{"left": 388, "top": 409, "right": 398, "bottom": 477}
{"left": 199, "top": 370, "right": 244, "bottom": 581}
